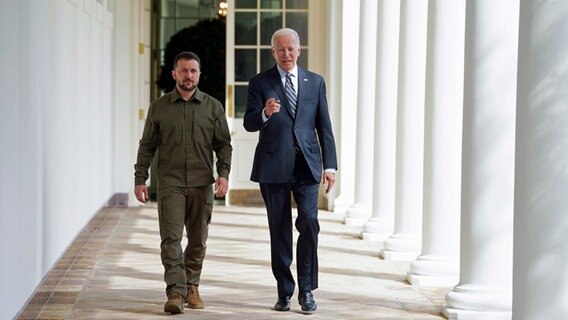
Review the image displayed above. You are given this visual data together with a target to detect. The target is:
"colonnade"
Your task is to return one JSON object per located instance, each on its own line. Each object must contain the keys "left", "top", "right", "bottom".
{"left": 332, "top": 0, "right": 568, "bottom": 318}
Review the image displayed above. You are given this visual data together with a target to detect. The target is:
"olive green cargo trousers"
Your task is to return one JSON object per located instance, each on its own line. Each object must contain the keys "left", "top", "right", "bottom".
{"left": 157, "top": 185, "right": 213, "bottom": 297}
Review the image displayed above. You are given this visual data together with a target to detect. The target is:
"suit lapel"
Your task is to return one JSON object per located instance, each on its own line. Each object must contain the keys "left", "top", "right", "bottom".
{"left": 268, "top": 65, "right": 296, "bottom": 119}
{"left": 268, "top": 66, "right": 285, "bottom": 102}
{"left": 268, "top": 65, "right": 311, "bottom": 119}
{"left": 296, "top": 67, "right": 309, "bottom": 118}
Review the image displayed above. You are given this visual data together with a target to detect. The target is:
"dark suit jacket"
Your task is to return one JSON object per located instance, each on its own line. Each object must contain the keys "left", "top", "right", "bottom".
{"left": 243, "top": 65, "right": 337, "bottom": 183}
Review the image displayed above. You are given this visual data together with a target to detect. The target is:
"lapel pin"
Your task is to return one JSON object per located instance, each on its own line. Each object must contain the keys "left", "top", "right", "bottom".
{"left": 304, "top": 78, "right": 308, "bottom": 81}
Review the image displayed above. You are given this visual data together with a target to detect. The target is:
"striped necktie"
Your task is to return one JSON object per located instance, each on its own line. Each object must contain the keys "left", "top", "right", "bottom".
{"left": 285, "top": 73, "right": 297, "bottom": 117}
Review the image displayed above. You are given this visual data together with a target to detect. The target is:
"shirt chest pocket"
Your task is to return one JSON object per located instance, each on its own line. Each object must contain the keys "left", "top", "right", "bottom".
{"left": 155, "top": 111, "right": 184, "bottom": 144}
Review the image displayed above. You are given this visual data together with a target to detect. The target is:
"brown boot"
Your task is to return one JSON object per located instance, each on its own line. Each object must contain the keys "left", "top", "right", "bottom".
{"left": 186, "top": 284, "right": 205, "bottom": 309}
{"left": 164, "top": 293, "right": 184, "bottom": 314}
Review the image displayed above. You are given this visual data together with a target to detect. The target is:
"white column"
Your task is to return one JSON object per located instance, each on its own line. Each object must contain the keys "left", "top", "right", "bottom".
{"left": 442, "top": 1, "right": 518, "bottom": 319}
{"left": 407, "top": 0, "right": 465, "bottom": 286}
{"left": 323, "top": 0, "right": 343, "bottom": 210}
{"left": 361, "top": 0, "right": 400, "bottom": 241}
{"left": 513, "top": 0, "right": 568, "bottom": 318}
{"left": 333, "top": 0, "right": 360, "bottom": 215}
{"left": 344, "top": 0, "right": 378, "bottom": 227}
{"left": 380, "top": 0, "right": 428, "bottom": 261}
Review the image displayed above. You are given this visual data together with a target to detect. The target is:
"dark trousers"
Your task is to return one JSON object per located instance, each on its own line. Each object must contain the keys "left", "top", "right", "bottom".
{"left": 157, "top": 185, "right": 213, "bottom": 296}
{"left": 260, "top": 154, "right": 320, "bottom": 298}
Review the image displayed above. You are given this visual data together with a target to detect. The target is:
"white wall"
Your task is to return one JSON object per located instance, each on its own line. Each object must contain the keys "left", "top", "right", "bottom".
{"left": 0, "top": 1, "right": 42, "bottom": 319}
{"left": 0, "top": 0, "right": 135, "bottom": 318}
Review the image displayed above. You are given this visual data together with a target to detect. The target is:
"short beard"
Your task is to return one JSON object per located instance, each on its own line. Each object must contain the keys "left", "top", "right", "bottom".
{"left": 177, "top": 80, "right": 196, "bottom": 92}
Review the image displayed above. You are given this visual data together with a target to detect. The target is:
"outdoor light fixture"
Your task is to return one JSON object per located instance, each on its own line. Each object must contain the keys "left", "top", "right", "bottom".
{"left": 218, "top": 0, "right": 228, "bottom": 17}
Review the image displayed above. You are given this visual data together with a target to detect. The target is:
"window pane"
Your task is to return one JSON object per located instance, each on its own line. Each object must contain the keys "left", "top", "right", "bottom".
{"left": 260, "top": 49, "right": 275, "bottom": 71}
{"left": 198, "top": 2, "right": 215, "bottom": 17}
{"left": 260, "top": 12, "right": 282, "bottom": 45}
{"left": 235, "top": 85, "right": 249, "bottom": 118}
{"left": 261, "top": 0, "right": 282, "bottom": 9}
{"left": 286, "top": 0, "right": 308, "bottom": 9}
{"left": 176, "top": 0, "right": 198, "bottom": 17}
{"left": 286, "top": 12, "right": 308, "bottom": 45}
{"left": 176, "top": 18, "right": 198, "bottom": 31}
{"left": 159, "top": 49, "right": 166, "bottom": 66}
{"left": 235, "top": 49, "right": 257, "bottom": 81}
{"left": 160, "top": 18, "right": 176, "bottom": 49}
{"left": 298, "top": 48, "right": 307, "bottom": 68}
{"left": 235, "top": 12, "right": 257, "bottom": 45}
{"left": 161, "top": 0, "right": 175, "bottom": 17}
{"left": 235, "top": 0, "right": 256, "bottom": 9}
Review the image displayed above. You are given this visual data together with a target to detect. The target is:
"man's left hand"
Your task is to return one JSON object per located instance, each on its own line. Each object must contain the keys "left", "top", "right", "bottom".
{"left": 215, "top": 177, "right": 229, "bottom": 198}
{"left": 323, "top": 172, "right": 336, "bottom": 194}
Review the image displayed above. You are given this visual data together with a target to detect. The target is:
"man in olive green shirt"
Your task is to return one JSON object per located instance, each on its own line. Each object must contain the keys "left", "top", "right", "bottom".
{"left": 134, "top": 51, "right": 232, "bottom": 314}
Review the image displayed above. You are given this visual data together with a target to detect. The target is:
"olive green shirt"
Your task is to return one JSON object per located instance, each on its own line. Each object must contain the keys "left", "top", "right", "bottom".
{"left": 134, "top": 88, "right": 232, "bottom": 188}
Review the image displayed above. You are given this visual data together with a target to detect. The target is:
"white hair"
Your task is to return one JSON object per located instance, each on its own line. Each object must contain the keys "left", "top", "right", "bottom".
{"left": 271, "top": 28, "right": 301, "bottom": 48}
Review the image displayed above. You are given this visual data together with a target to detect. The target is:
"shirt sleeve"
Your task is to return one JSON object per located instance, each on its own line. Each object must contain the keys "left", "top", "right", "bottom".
{"left": 212, "top": 106, "right": 233, "bottom": 179}
{"left": 133, "top": 105, "right": 159, "bottom": 186}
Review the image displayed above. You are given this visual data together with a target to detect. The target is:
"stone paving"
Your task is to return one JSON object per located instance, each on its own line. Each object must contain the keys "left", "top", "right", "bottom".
{"left": 17, "top": 204, "right": 450, "bottom": 319}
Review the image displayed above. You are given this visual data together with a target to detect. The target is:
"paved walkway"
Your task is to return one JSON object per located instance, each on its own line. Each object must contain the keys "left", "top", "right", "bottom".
{"left": 17, "top": 204, "right": 450, "bottom": 319}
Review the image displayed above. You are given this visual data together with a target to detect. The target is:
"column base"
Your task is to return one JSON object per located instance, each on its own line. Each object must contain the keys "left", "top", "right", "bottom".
{"left": 333, "top": 204, "right": 349, "bottom": 215}
{"left": 333, "top": 194, "right": 353, "bottom": 215}
{"left": 380, "top": 233, "right": 420, "bottom": 261}
{"left": 442, "top": 308, "right": 511, "bottom": 320}
{"left": 406, "top": 255, "right": 459, "bottom": 287}
{"left": 380, "top": 250, "right": 420, "bottom": 261}
{"left": 344, "top": 203, "right": 371, "bottom": 227}
{"left": 360, "top": 217, "right": 394, "bottom": 241}
{"left": 407, "top": 274, "right": 458, "bottom": 287}
{"left": 361, "top": 232, "right": 390, "bottom": 241}
{"left": 443, "top": 284, "right": 512, "bottom": 319}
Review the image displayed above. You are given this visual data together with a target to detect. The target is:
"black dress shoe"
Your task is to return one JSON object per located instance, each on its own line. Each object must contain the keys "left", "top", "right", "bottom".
{"left": 298, "top": 291, "right": 317, "bottom": 312}
{"left": 274, "top": 296, "right": 291, "bottom": 311}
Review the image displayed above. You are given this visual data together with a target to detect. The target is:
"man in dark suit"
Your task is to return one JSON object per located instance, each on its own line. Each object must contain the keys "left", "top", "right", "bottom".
{"left": 243, "top": 28, "right": 337, "bottom": 313}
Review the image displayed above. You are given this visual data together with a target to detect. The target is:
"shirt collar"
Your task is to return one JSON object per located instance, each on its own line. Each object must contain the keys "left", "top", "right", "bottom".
{"left": 276, "top": 65, "right": 298, "bottom": 79}
{"left": 170, "top": 87, "right": 205, "bottom": 103}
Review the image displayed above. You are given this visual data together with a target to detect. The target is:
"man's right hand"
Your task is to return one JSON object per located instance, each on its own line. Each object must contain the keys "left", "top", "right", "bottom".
{"left": 264, "top": 97, "right": 281, "bottom": 117}
{"left": 134, "top": 184, "right": 149, "bottom": 203}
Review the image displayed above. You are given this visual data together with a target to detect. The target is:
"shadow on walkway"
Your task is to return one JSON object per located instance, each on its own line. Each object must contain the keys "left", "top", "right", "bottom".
{"left": 17, "top": 205, "right": 450, "bottom": 319}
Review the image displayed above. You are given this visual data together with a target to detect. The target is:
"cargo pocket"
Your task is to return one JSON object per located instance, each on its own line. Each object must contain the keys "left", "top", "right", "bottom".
{"left": 158, "top": 187, "right": 173, "bottom": 201}
{"left": 157, "top": 187, "right": 173, "bottom": 239}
